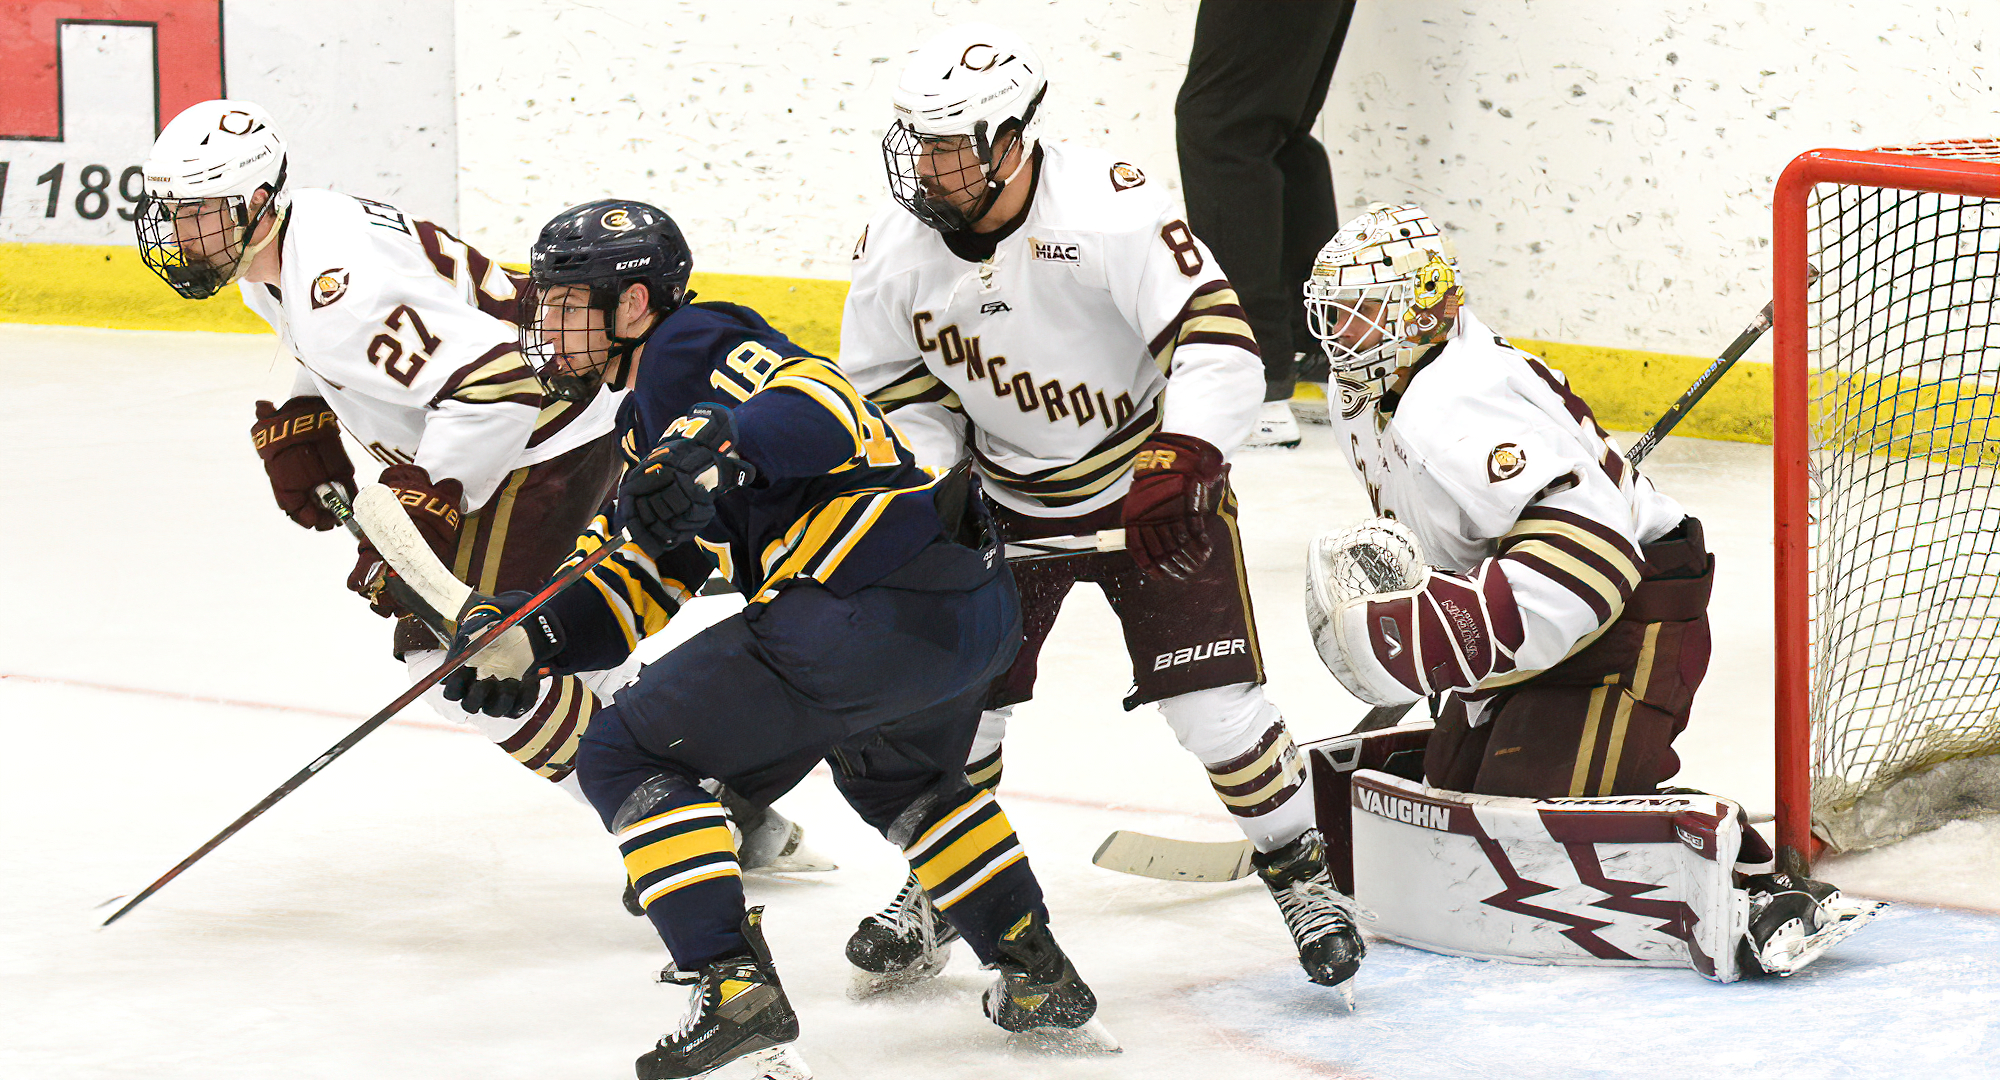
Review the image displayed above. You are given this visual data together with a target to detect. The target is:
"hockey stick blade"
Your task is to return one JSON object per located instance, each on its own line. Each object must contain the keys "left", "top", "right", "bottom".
{"left": 98, "top": 530, "right": 629, "bottom": 927}
{"left": 1004, "top": 528, "right": 1126, "bottom": 562}
{"left": 1092, "top": 830, "right": 1255, "bottom": 883}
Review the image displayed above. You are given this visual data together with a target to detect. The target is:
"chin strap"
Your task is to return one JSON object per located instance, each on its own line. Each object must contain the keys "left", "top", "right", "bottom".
{"left": 228, "top": 198, "right": 289, "bottom": 286}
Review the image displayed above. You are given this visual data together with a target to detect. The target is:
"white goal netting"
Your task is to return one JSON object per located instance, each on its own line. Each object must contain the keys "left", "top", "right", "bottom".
{"left": 1807, "top": 139, "right": 2000, "bottom": 852}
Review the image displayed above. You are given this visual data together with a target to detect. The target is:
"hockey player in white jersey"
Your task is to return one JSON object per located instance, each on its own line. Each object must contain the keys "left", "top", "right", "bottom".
{"left": 135, "top": 98, "right": 628, "bottom": 793}
{"left": 1300, "top": 203, "right": 1877, "bottom": 976}
{"left": 839, "top": 24, "right": 1364, "bottom": 1000}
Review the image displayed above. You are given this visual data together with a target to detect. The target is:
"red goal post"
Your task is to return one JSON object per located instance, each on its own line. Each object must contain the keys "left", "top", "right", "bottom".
{"left": 1773, "top": 142, "right": 2000, "bottom": 872}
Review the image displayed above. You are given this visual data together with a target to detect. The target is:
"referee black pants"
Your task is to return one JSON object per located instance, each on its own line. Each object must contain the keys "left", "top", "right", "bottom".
{"left": 1175, "top": 0, "right": 1355, "bottom": 400}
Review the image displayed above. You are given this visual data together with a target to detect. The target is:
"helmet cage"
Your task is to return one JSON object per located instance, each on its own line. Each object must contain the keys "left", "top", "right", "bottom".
{"left": 523, "top": 279, "right": 666, "bottom": 403}
{"left": 135, "top": 164, "right": 286, "bottom": 300}
{"left": 882, "top": 85, "right": 1043, "bottom": 233}
{"left": 1304, "top": 277, "right": 1414, "bottom": 374}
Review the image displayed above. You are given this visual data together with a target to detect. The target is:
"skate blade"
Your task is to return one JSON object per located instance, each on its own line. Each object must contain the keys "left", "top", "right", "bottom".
{"left": 1005, "top": 1016, "right": 1121, "bottom": 1055}
{"left": 744, "top": 824, "right": 838, "bottom": 875}
{"left": 845, "top": 954, "right": 950, "bottom": 1000}
{"left": 1760, "top": 900, "right": 1888, "bottom": 976}
{"left": 1329, "top": 975, "right": 1356, "bottom": 1012}
{"left": 698, "top": 1044, "right": 813, "bottom": 1080}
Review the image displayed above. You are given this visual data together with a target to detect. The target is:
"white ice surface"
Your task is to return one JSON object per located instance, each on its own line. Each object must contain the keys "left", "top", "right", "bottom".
{"left": 3, "top": 325, "right": 1995, "bottom": 1078}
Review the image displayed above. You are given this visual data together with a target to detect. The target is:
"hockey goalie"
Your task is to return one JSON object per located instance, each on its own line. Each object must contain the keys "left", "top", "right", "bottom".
{"left": 1299, "top": 203, "right": 1879, "bottom": 981}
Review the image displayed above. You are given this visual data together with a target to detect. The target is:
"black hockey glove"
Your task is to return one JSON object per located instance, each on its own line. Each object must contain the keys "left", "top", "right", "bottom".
{"left": 440, "top": 591, "right": 567, "bottom": 719}
{"left": 615, "top": 403, "right": 758, "bottom": 560}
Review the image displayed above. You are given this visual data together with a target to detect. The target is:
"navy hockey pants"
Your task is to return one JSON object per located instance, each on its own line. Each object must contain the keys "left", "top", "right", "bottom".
{"left": 576, "top": 549, "right": 1036, "bottom": 968}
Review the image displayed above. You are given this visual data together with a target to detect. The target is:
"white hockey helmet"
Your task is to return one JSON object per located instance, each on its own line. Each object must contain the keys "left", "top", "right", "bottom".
{"left": 1303, "top": 203, "right": 1463, "bottom": 374}
{"left": 136, "top": 99, "right": 290, "bottom": 299}
{"left": 881, "top": 23, "right": 1047, "bottom": 232}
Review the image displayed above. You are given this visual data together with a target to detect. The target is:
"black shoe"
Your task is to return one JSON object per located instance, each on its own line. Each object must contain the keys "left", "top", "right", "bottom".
{"left": 845, "top": 871, "right": 959, "bottom": 995}
{"left": 982, "top": 909, "right": 1097, "bottom": 1032}
{"left": 637, "top": 908, "right": 809, "bottom": 1080}
{"left": 1253, "top": 829, "right": 1365, "bottom": 999}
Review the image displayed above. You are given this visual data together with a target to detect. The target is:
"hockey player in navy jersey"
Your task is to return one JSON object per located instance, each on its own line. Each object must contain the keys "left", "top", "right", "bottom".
{"left": 443, "top": 200, "right": 1108, "bottom": 1079}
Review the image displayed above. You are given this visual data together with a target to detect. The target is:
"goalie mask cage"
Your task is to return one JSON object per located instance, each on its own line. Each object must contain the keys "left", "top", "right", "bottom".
{"left": 1775, "top": 142, "right": 2000, "bottom": 869}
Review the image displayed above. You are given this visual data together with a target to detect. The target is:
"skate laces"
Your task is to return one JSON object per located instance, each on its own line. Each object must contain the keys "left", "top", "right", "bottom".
{"left": 658, "top": 969, "right": 708, "bottom": 1044}
{"left": 1271, "top": 877, "right": 1361, "bottom": 948}
{"left": 867, "top": 875, "right": 928, "bottom": 934}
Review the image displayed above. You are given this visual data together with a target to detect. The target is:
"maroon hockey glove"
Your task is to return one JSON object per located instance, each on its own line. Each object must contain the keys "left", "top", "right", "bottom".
{"left": 347, "top": 464, "right": 466, "bottom": 618}
{"left": 1122, "top": 432, "right": 1228, "bottom": 581}
{"left": 251, "top": 396, "right": 355, "bottom": 531}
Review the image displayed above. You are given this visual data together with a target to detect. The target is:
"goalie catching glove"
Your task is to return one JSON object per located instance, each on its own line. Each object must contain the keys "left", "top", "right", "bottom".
{"left": 615, "top": 403, "right": 758, "bottom": 560}
{"left": 1304, "top": 517, "right": 1525, "bottom": 705}
{"left": 440, "top": 591, "right": 568, "bottom": 719}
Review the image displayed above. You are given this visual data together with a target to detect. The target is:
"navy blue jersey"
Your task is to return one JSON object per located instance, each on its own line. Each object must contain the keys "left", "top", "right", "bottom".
{"left": 548, "top": 301, "right": 947, "bottom": 669}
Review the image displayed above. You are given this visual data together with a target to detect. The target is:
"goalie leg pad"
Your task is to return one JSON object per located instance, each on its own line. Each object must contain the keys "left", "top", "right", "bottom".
{"left": 1349, "top": 770, "right": 1750, "bottom": 982}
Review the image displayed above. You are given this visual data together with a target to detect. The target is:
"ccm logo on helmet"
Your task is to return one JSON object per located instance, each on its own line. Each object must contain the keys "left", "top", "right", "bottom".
{"left": 615, "top": 257, "right": 652, "bottom": 271}
{"left": 1152, "top": 638, "right": 1247, "bottom": 671}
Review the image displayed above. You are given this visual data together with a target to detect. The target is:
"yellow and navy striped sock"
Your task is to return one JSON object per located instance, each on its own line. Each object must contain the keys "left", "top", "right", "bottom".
{"left": 902, "top": 788, "right": 1040, "bottom": 963}
{"left": 965, "top": 746, "right": 1004, "bottom": 795}
{"left": 618, "top": 794, "right": 746, "bottom": 967}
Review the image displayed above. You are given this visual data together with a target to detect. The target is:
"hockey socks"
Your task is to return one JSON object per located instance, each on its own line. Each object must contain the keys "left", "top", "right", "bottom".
{"left": 612, "top": 774, "right": 749, "bottom": 970}
{"left": 898, "top": 788, "right": 1039, "bottom": 962}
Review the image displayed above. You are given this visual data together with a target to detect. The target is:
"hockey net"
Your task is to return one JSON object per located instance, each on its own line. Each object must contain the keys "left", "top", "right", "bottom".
{"left": 1776, "top": 140, "right": 2000, "bottom": 859}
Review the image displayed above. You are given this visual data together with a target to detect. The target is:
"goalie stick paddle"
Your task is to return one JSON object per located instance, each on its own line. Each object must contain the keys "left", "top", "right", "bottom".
{"left": 97, "top": 523, "right": 630, "bottom": 928}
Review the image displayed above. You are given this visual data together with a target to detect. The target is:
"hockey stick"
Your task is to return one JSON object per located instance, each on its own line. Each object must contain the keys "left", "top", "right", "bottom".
{"left": 98, "top": 518, "right": 632, "bottom": 927}
{"left": 1004, "top": 528, "right": 1126, "bottom": 562}
{"left": 318, "top": 483, "right": 452, "bottom": 641}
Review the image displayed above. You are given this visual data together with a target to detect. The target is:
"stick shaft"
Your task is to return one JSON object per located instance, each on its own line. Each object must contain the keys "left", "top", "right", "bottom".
{"left": 100, "top": 534, "right": 626, "bottom": 927}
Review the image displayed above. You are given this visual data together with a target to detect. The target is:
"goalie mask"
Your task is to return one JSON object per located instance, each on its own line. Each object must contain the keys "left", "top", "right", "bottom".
{"left": 882, "top": 23, "right": 1047, "bottom": 233}
{"left": 1303, "top": 203, "right": 1464, "bottom": 376}
{"left": 135, "top": 99, "right": 290, "bottom": 300}
{"left": 524, "top": 199, "right": 693, "bottom": 402}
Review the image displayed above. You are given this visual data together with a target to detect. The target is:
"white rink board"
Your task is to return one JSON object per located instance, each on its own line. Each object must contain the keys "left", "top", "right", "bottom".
{"left": 453, "top": 0, "right": 1998, "bottom": 354}
{"left": 0, "top": 1, "right": 457, "bottom": 245}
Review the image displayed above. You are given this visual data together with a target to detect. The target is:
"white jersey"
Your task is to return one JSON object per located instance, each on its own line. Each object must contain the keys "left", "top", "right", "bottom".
{"left": 240, "top": 188, "right": 618, "bottom": 509}
{"left": 840, "top": 141, "right": 1264, "bottom": 517}
{"left": 1330, "top": 308, "right": 1689, "bottom": 677}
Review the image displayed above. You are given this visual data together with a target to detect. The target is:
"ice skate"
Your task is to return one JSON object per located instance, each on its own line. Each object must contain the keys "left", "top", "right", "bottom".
{"left": 982, "top": 909, "right": 1120, "bottom": 1053}
{"left": 1243, "top": 399, "right": 1302, "bottom": 449}
{"left": 638, "top": 908, "right": 811, "bottom": 1080}
{"left": 845, "top": 871, "right": 958, "bottom": 997}
{"left": 715, "top": 788, "right": 836, "bottom": 875}
{"left": 1254, "top": 828, "right": 1365, "bottom": 1006}
{"left": 738, "top": 807, "right": 837, "bottom": 875}
{"left": 1739, "top": 872, "right": 1885, "bottom": 976}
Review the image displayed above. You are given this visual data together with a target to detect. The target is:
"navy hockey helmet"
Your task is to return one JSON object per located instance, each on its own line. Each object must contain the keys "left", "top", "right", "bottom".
{"left": 524, "top": 199, "right": 694, "bottom": 401}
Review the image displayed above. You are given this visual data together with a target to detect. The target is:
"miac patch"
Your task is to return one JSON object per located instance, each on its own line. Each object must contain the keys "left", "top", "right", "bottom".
{"left": 1487, "top": 442, "right": 1527, "bottom": 482}
{"left": 310, "top": 268, "right": 349, "bottom": 309}
{"left": 1109, "top": 161, "right": 1146, "bottom": 191}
